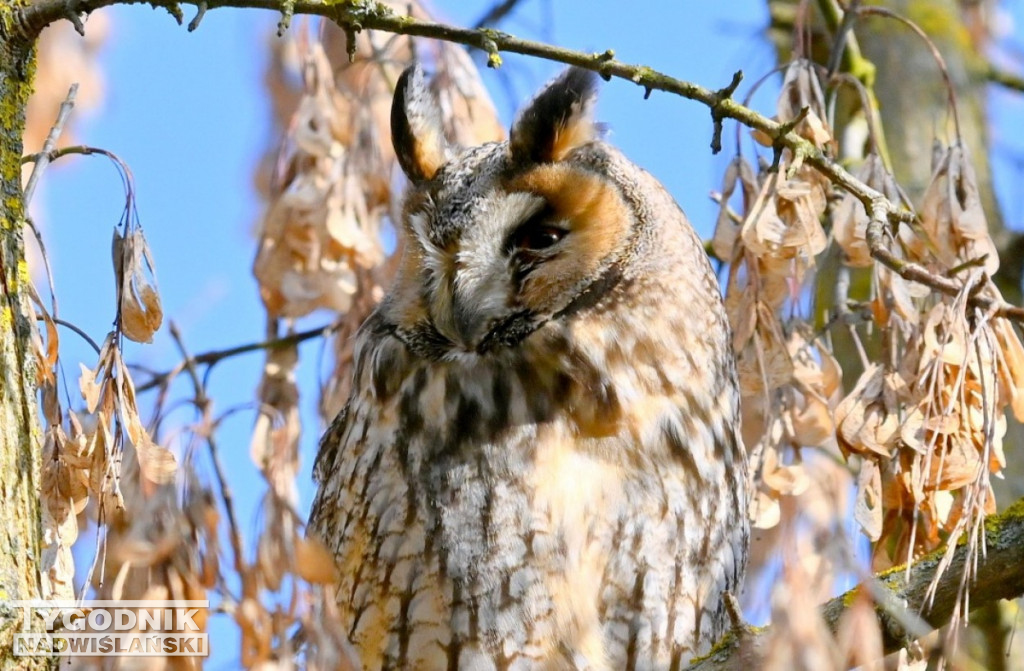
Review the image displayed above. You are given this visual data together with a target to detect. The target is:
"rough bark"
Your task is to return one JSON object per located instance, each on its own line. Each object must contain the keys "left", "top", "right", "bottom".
{"left": 687, "top": 498, "right": 1024, "bottom": 670}
{"left": 0, "top": 4, "right": 51, "bottom": 668}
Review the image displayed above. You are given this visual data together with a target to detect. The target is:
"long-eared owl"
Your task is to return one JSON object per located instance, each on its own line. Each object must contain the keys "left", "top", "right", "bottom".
{"left": 309, "top": 64, "right": 748, "bottom": 670}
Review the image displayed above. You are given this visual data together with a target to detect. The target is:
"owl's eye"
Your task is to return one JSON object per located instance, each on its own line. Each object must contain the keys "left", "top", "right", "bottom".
{"left": 508, "top": 211, "right": 567, "bottom": 253}
{"left": 517, "top": 225, "right": 566, "bottom": 251}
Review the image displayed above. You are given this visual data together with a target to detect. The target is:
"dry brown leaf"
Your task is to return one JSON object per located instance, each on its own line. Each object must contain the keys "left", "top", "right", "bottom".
{"left": 895, "top": 649, "right": 929, "bottom": 671}
{"left": 993, "top": 317, "right": 1024, "bottom": 421}
{"left": 134, "top": 434, "right": 178, "bottom": 486}
{"left": 921, "top": 303, "right": 969, "bottom": 366}
{"left": 39, "top": 428, "right": 82, "bottom": 600}
{"left": 79, "top": 361, "right": 102, "bottom": 413}
{"left": 762, "top": 447, "right": 811, "bottom": 497}
{"left": 854, "top": 460, "right": 883, "bottom": 541}
{"left": 750, "top": 126, "right": 773, "bottom": 148}
{"left": 713, "top": 156, "right": 758, "bottom": 261}
{"left": 122, "top": 283, "right": 163, "bottom": 343}
{"left": 27, "top": 283, "right": 60, "bottom": 386}
{"left": 754, "top": 304, "right": 795, "bottom": 392}
{"left": 790, "top": 395, "right": 834, "bottom": 448}
{"left": 759, "top": 562, "right": 842, "bottom": 671}
{"left": 114, "top": 227, "right": 164, "bottom": 343}
{"left": 740, "top": 166, "right": 827, "bottom": 276}
{"left": 750, "top": 489, "right": 782, "bottom": 529}
{"left": 252, "top": 342, "right": 301, "bottom": 480}
{"left": 786, "top": 330, "right": 840, "bottom": 447}
{"left": 777, "top": 60, "right": 833, "bottom": 150}
{"left": 741, "top": 175, "right": 786, "bottom": 257}
{"left": 238, "top": 596, "right": 273, "bottom": 666}
{"left": 920, "top": 143, "right": 999, "bottom": 276}
{"left": 835, "top": 365, "right": 899, "bottom": 459}
{"left": 834, "top": 588, "right": 885, "bottom": 670}
{"left": 253, "top": 39, "right": 388, "bottom": 320}
{"left": 294, "top": 536, "right": 340, "bottom": 585}
{"left": 874, "top": 264, "right": 928, "bottom": 326}
{"left": 724, "top": 265, "right": 758, "bottom": 353}
{"left": 926, "top": 432, "right": 982, "bottom": 491}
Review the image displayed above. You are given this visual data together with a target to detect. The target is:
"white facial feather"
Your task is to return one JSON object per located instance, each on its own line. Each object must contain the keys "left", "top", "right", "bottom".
{"left": 452, "top": 191, "right": 543, "bottom": 307}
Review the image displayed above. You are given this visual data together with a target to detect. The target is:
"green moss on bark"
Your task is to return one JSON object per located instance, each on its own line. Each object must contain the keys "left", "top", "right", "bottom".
{"left": 0, "top": 3, "right": 51, "bottom": 669}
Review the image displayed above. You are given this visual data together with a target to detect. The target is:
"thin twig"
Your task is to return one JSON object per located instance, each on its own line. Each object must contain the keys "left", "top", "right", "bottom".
{"left": 167, "top": 321, "right": 248, "bottom": 592}
{"left": 856, "top": 5, "right": 962, "bottom": 141}
{"left": 16, "top": 0, "right": 1013, "bottom": 322}
{"left": 822, "top": 0, "right": 863, "bottom": 78}
{"left": 26, "top": 216, "right": 60, "bottom": 320}
{"left": 816, "top": 0, "right": 894, "bottom": 168}
{"left": 10, "top": 8, "right": 1024, "bottom": 331}
{"left": 10, "top": 1, "right": 1024, "bottom": 324}
{"left": 22, "top": 84, "right": 79, "bottom": 319}
{"left": 135, "top": 320, "right": 338, "bottom": 393}
{"left": 864, "top": 198, "right": 1024, "bottom": 321}
{"left": 472, "top": 0, "right": 525, "bottom": 29}
{"left": 22, "top": 84, "right": 78, "bottom": 205}
{"left": 21, "top": 143, "right": 105, "bottom": 165}
{"left": 987, "top": 63, "right": 1024, "bottom": 94}
{"left": 36, "top": 315, "right": 102, "bottom": 355}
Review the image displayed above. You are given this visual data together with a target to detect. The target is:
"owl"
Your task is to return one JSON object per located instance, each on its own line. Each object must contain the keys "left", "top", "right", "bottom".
{"left": 309, "top": 64, "right": 748, "bottom": 671}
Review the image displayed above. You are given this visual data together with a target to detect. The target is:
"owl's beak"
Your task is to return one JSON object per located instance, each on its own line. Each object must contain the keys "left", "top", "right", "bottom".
{"left": 452, "top": 294, "right": 538, "bottom": 354}
{"left": 451, "top": 278, "right": 514, "bottom": 352}
{"left": 452, "top": 299, "right": 487, "bottom": 350}
{"left": 446, "top": 246, "right": 514, "bottom": 352}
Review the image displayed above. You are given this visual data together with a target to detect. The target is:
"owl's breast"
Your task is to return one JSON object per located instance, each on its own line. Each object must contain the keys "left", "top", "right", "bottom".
{"left": 311, "top": 319, "right": 745, "bottom": 670}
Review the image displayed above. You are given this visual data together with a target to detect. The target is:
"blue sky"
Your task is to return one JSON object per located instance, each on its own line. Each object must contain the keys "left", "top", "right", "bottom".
{"left": 29, "top": 1, "right": 1024, "bottom": 667}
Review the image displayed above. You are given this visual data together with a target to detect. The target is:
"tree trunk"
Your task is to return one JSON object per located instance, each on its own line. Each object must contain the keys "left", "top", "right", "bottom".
{"left": 0, "top": 5, "right": 51, "bottom": 668}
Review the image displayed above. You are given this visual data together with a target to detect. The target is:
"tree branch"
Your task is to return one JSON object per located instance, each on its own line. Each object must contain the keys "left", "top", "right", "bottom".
{"left": 134, "top": 320, "right": 337, "bottom": 393}
{"left": 987, "top": 63, "right": 1024, "bottom": 95}
{"left": 21, "top": 83, "right": 76, "bottom": 205}
{"left": 685, "top": 497, "right": 1024, "bottom": 670}
{"left": 11, "top": 0, "right": 1024, "bottom": 324}
{"left": 17, "top": 0, "right": 1024, "bottom": 324}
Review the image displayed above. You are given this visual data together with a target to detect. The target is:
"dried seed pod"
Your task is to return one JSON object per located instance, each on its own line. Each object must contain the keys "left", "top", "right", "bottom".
{"left": 777, "top": 60, "right": 834, "bottom": 150}
{"left": 834, "top": 364, "right": 904, "bottom": 460}
{"left": 920, "top": 143, "right": 999, "bottom": 276}
{"left": 741, "top": 169, "right": 828, "bottom": 265}
{"left": 114, "top": 225, "right": 163, "bottom": 344}
{"left": 713, "top": 155, "right": 759, "bottom": 261}
{"left": 833, "top": 153, "right": 904, "bottom": 268}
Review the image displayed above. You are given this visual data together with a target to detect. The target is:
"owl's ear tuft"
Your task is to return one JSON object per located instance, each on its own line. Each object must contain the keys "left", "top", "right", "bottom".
{"left": 392, "top": 64, "right": 449, "bottom": 183}
{"left": 510, "top": 67, "right": 599, "bottom": 164}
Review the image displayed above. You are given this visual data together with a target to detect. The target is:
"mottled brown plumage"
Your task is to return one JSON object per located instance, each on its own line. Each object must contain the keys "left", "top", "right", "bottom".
{"left": 309, "top": 65, "right": 748, "bottom": 670}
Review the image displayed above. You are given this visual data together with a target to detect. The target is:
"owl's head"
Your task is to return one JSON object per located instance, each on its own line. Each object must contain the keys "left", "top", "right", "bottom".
{"left": 385, "top": 64, "right": 648, "bottom": 360}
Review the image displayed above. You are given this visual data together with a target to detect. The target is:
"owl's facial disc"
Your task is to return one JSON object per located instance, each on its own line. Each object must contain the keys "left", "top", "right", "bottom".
{"left": 391, "top": 64, "right": 630, "bottom": 357}
{"left": 413, "top": 191, "right": 553, "bottom": 353}
{"left": 449, "top": 192, "right": 567, "bottom": 352}
{"left": 417, "top": 162, "right": 633, "bottom": 355}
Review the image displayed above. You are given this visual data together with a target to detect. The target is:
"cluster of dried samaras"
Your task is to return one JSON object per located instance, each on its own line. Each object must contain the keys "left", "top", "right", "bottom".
{"left": 715, "top": 60, "right": 1024, "bottom": 567}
